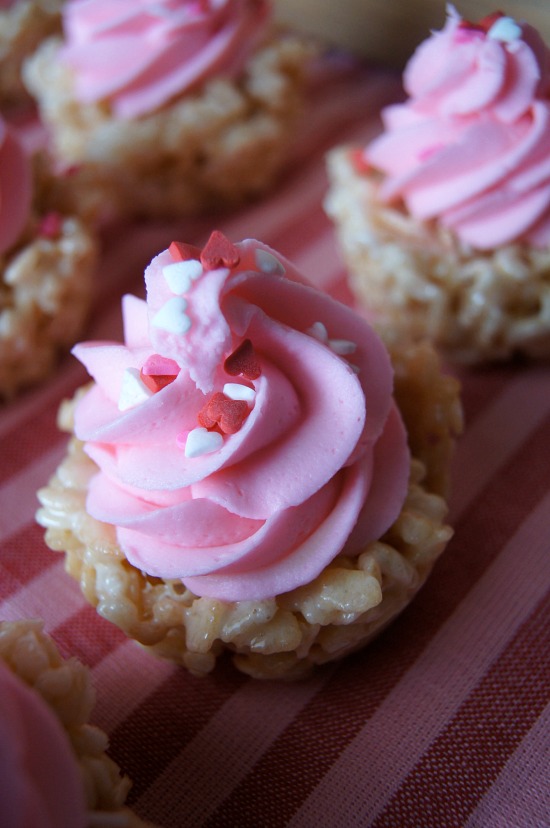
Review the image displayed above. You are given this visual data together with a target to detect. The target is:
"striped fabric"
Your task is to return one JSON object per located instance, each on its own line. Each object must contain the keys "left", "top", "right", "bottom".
{"left": 1, "top": 56, "right": 549, "bottom": 828}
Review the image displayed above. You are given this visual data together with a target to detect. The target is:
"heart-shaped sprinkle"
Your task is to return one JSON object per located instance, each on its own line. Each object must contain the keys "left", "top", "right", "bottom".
{"left": 200, "top": 230, "right": 240, "bottom": 271}
{"left": 350, "top": 148, "right": 370, "bottom": 174}
{"left": 162, "top": 260, "right": 202, "bottom": 294}
{"left": 307, "top": 321, "right": 329, "bottom": 342}
{"left": 152, "top": 297, "right": 191, "bottom": 335}
{"left": 141, "top": 354, "right": 180, "bottom": 377}
{"left": 183, "top": 427, "right": 224, "bottom": 458}
{"left": 118, "top": 367, "right": 154, "bottom": 411}
{"left": 459, "top": 11, "right": 503, "bottom": 33}
{"left": 224, "top": 339, "right": 261, "bottom": 380}
{"left": 169, "top": 240, "right": 202, "bottom": 262}
{"left": 255, "top": 248, "right": 286, "bottom": 275}
{"left": 487, "top": 16, "right": 521, "bottom": 42}
{"left": 329, "top": 338, "right": 357, "bottom": 356}
{"left": 38, "top": 212, "right": 63, "bottom": 239}
{"left": 198, "top": 392, "right": 250, "bottom": 435}
{"left": 222, "top": 382, "right": 256, "bottom": 403}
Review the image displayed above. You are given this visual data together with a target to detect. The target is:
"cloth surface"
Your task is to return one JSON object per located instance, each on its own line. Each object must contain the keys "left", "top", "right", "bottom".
{"left": 1, "top": 56, "right": 549, "bottom": 828}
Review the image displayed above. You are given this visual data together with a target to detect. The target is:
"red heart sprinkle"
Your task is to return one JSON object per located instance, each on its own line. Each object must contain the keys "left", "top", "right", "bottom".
{"left": 459, "top": 11, "right": 504, "bottom": 32}
{"left": 38, "top": 212, "right": 63, "bottom": 239}
{"left": 224, "top": 339, "right": 261, "bottom": 380}
{"left": 198, "top": 392, "right": 250, "bottom": 435}
{"left": 350, "top": 148, "right": 370, "bottom": 174}
{"left": 140, "top": 370, "right": 178, "bottom": 393}
{"left": 200, "top": 230, "right": 240, "bottom": 271}
{"left": 169, "top": 240, "right": 202, "bottom": 262}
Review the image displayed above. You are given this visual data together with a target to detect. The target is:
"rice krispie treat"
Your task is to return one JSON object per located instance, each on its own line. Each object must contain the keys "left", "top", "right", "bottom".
{"left": 0, "top": 114, "right": 97, "bottom": 399}
{"left": 0, "top": 618, "right": 154, "bottom": 827}
{"left": 325, "top": 7, "right": 550, "bottom": 363}
{"left": 37, "top": 232, "right": 462, "bottom": 680}
{"left": 0, "top": 0, "right": 63, "bottom": 109}
{"left": 24, "top": 0, "right": 313, "bottom": 223}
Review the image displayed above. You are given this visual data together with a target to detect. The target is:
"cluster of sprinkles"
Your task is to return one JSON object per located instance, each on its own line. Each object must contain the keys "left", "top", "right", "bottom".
{"left": 458, "top": 11, "right": 522, "bottom": 44}
{"left": 116, "top": 230, "right": 359, "bottom": 457}
{"left": 182, "top": 336, "right": 261, "bottom": 458}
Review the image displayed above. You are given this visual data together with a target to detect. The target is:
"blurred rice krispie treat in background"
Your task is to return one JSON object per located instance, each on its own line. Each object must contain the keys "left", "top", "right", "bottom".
{"left": 0, "top": 0, "right": 63, "bottom": 110}
{"left": 325, "top": 6, "right": 550, "bottom": 363}
{"left": 24, "top": 0, "right": 314, "bottom": 223}
{"left": 0, "top": 114, "right": 97, "bottom": 399}
{"left": 37, "top": 232, "right": 461, "bottom": 680}
{"left": 0, "top": 618, "right": 154, "bottom": 827}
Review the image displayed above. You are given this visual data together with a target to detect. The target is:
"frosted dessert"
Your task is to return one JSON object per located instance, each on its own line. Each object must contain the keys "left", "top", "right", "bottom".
{"left": 0, "top": 619, "right": 152, "bottom": 828}
{"left": 0, "top": 115, "right": 97, "bottom": 399}
{"left": 0, "top": 0, "right": 63, "bottom": 109}
{"left": 37, "top": 232, "right": 461, "bottom": 679}
{"left": 24, "top": 0, "right": 313, "bottom": 222}
{"left": 325, "top": 6, "right": 550, "bottom": 362}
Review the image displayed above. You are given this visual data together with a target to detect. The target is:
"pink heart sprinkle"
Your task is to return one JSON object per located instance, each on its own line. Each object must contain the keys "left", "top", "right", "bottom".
{"left": 200, "top": 230, "right": 240, "bottom": 271}
{"left": 169, "top": 240, "right": 202, "bottom": 262}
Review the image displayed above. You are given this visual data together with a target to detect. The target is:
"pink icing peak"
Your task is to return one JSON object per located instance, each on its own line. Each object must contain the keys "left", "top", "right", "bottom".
{"left": 363, "top": 5, "right": 550, "bottom": 249}
{"left": 71, "top": 236, "right": 409, "bottom": 600}
{"left": 60, "top": 0, "right": 272, "bottom": 119}
{"left": 0, "top": 117, "right": 32, "bottom": 256}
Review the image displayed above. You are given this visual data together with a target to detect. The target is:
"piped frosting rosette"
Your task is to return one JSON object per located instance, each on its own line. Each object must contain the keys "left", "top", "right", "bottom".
{"left": 0, "top": 659, "right": 87, "bottom": 828}
{"left": 72, "top": 232, "right": 410, "bottom": 602}
{"left": 60, "top": 0, "right": 271, "bottom": 118}
{"left": 360, "top": 5, "right": 550, "bottom": 249}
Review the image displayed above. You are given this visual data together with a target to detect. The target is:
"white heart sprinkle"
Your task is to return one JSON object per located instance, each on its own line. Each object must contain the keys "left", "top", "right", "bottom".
{"left": 307, "top": 321, "right": 328, "bottom": 342}
{"left": 255, "top": 248, "right": 286, "bottom": 275}
{"left": 152, "top": 297, "right": 191, "bottom": 335}
{"left": 184, "top": 427, "right": 224, "bottom": 458}
{"left": 118, "top": 367, "right": 153, "bottom": 411}
{"left": 329, "top": 338, "right": 357, "bottom": 355}
{"left": 162, "top": 260, "right": 201, "bottom": 294}
{"left": 487, "top": 17, "right": 521, "bottom": 43}
{"left": 223, "top": 382, "right": 256, "bottom": 403}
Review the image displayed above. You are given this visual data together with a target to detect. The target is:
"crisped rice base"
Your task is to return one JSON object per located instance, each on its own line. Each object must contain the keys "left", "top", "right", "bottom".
{"left": 0, "top": 618, "right": 154, "bottom": 828}
{"left": 36, "top": 344, "right": 461, "bottom": 680}
{"left": 0, "top": 216, "right": 97, "bottom": 399}
{"left": 0, "top": 0, "right": 62, "bottom": 108}
{"left": 325, "top": 148, "right": 550, "bottom": 364}
{"left": 24, "top": 34, "right": 313, "bottom": 222}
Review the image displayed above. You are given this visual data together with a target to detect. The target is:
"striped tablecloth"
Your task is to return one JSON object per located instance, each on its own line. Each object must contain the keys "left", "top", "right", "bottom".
{"left": 1, "top": 56, "right": 549, "bottom": 828}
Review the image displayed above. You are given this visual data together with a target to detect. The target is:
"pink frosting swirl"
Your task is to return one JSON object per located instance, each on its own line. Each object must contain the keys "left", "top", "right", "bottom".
{"left": 0, "top": 117, "right": 32, "bottom": 256}
{"left": 60, "top": 0, "right": 271, "bottom": 119}
{"left": 0, "top": 660, "right": 87, "bottom": 828}
{"left": 72, "top": 233, "right": 409, "bottom": 601}
{"left": 362, "top": 6, "right": 550, "bottom": 249}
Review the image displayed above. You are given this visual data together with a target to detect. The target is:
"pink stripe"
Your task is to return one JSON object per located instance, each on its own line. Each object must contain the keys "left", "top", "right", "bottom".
{"left": 370, "top": 592, "right": 550, "bottom": 828}
{"left": 52, "top": 603, "right": 127, "bottom": 667}
{"left": 464, "top": 706, "right": 550, "bottom": 828}
{"left": 0, "top": 523, "right": 58, "bottom": 602}
{"left": 0, "top": 442, "right": 68, "bottom": 540}
{"left": 135, "top": 671, "right": 330, "bottom": 827}
{"left": 203, "top": 421, "right": 550, "bottom": 827}
{"left": 449, "top": 370, "right": 550, "bottom": 520}
{"left": 286, "top": 492, "right": 550, "bottom": 827}
{"left": 106, "top": 661, "right": 248, "bottom": 803}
